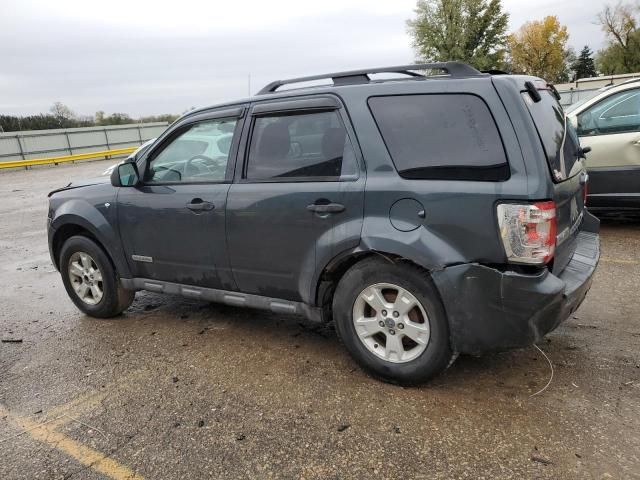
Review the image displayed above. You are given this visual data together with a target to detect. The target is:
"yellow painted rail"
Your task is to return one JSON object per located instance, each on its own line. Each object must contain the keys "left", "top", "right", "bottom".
{"left": 0, "top": 147, "right": 137, "bottom": 169}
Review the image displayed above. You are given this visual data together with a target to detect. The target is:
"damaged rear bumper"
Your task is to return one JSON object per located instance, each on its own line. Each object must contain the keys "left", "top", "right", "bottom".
{"left": 432, "top": 224, "right": 600, "bottom": 355}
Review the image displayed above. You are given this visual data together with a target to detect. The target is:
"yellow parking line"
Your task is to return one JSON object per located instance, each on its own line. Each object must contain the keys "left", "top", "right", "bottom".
{"left": 44, "top": 389, "right": 109, "bottom": 421}
{"left": 0, "top": 404, "right": 143, "bottom": 479}
{"left": 600, "top": 257, "right": 640, "bottom": 265}
{"left": 45, "top": 369, "right": 147, "bottom": 422}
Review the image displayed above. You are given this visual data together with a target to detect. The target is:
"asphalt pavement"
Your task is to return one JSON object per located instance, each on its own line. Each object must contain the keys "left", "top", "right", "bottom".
{"left": 1, "top": 160, "right": 639, "bottom": 479}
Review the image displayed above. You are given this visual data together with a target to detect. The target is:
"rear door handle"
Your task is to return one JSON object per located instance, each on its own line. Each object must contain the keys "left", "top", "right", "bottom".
{"left": 186, "top": 198, "right": 215, "bottom": 212}
{"left": 306, "top": 202, "right": 345, "bottom": 214}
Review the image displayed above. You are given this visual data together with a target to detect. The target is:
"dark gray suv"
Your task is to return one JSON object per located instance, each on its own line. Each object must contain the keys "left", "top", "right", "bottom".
{"left": 47, "top": 62, "right": 600, "bottom": 384}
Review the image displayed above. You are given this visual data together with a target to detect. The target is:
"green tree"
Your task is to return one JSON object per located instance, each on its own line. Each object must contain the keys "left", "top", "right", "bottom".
{"left": 104, "top": 113, "right": 132, "bottom": 125}
{"left": 407, "top": 0, "right": 509, "bottom": 70}
{"left": 596, "top": 2, "right": 640, "bottom": 74}
{"left": 508, "top": 16, "right": 570, "bottom": 82}
{"left": 0, "top": 110, "right": 178, "bottom": 132}
{"left": 571, "top": 46, "right": 597, "bottom": 80}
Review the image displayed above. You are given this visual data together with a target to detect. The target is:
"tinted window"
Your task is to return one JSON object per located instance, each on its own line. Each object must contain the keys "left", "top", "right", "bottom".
{"left": 368, "top": 94, "right": 509, "bottom": 181}
{"left": 246, "top": 110, "right": 357, "bottom": 181}
{"left": 522, "top": 89, "right": 580, "bottom": 182}
{"left": 146, "top": 118, "right": 237, "bottom": 183}
{"left": 577, "top": 88, "right": 640, "bottom": 136}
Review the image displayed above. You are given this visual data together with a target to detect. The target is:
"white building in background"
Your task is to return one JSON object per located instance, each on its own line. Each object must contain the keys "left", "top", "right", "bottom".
{"left": 557, "top": 72, "right": 640, "bottom": 106}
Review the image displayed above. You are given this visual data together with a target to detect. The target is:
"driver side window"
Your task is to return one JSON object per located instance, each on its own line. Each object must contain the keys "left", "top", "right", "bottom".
{"left": 577, "top": 89, "right": 640, "bottom": 136}
{"left": 145, "top": 118, "right": 237, "bottom": 183}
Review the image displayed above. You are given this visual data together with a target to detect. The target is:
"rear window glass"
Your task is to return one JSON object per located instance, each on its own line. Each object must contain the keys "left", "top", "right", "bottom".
{"left": 522, "top": 89, "right": 581, "bottom": 181}
{"left": 245, "top": 110, "right": 358, "bottom": 181}
{"left": 368, "top": 94, "right": 509, "bottom": 181}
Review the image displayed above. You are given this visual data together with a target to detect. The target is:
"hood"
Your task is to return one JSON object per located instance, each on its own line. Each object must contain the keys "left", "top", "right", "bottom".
{"left": 48, "top": 176, "right": 109, "bottom": 197}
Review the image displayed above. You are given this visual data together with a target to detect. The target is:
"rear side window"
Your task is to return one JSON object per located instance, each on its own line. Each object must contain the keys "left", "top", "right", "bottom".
{"left": 368, "top": 94, "right": 509, "bottom": 181}
{"left": 522, "top": 89, "right": 581, "bottom": 181}
{"left": 245, "top": 110, "right": 358, "bottom": 181}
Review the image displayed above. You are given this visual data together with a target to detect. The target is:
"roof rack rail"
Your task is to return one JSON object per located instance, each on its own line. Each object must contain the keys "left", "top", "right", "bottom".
{"left": 482, "top": 69, "right": 510, "bottom": 75}
{"left": 257, "top": 61, "right": 482, "bottom": 95}
{"left": 617, "top": 76, "right": 640, "bottom": 86}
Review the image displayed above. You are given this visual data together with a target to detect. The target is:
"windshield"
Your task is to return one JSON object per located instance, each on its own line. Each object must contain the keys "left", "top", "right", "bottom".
{"left": 564, "top": 87, "right": 609, "bottom": 113}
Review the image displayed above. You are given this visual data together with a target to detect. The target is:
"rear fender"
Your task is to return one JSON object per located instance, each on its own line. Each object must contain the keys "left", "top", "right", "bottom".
{"left": 313, "top": 227, "right": 468, "bottom": 307}
{"left": 359, "top": 228, "right": 466, "bottom": 271}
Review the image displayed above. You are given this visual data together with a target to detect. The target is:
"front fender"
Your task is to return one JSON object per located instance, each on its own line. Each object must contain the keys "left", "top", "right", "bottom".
{"left": 50, "top": 197, "right": 131, "bottom": 278}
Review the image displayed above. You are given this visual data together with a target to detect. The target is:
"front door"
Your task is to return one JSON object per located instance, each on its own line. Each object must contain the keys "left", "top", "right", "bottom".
{"left": 117, "top": 111, "right": 243, "bottom": 289}
{"left": 576, "top": 87, "right": 640, "bottom": 208}
{"left": 226, "top": 99, "right": 365, "bottom": 303}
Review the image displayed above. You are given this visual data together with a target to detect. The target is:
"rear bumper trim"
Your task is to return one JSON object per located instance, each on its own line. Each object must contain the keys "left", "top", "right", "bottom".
{"left": 432, "top": 230, "right": 600, "bottom": 354}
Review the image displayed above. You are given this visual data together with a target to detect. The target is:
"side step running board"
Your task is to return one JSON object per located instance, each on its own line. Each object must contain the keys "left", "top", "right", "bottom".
{"left": 119, "top": 278, "right": 323, "bottom": 323}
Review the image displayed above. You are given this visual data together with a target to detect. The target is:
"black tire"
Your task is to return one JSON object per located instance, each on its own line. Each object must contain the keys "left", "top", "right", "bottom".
{"left": 59, "top": 235, "right": 134, "bottom": 318}
{"left": 332, "top": 257, "right": 453, "bottom": 385}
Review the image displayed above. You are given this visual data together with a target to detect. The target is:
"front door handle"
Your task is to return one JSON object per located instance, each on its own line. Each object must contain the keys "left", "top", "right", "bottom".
{"left": 306, "top": 202, "right": 345, "bottom": 214}
{"left": 186, "top": 198, "right": 215, "bottom": 212}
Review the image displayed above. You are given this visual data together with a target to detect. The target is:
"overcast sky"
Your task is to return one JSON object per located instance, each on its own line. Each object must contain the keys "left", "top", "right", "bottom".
{"left": 1, "top": 0, "right": 607, "bottom": 117}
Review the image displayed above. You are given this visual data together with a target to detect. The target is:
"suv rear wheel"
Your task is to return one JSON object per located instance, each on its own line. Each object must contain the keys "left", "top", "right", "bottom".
{"left": 60, "top": 235, "right": 134, "bottom": 318}
{"left": 333, "top": 258, "right": 453, "bottom": 385}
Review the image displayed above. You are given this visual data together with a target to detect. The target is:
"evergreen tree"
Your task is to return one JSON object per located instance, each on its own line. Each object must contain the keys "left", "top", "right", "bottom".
{"left": 572, "top": 46, "right": 597, "bottom": 80}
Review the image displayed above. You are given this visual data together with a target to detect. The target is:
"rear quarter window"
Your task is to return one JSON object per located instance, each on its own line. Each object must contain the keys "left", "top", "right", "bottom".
{"left": 522, "top": 89, "right": 581, "bottom": 181}
{"left": 368, "top": 94, "right": 509, "bottom": 181}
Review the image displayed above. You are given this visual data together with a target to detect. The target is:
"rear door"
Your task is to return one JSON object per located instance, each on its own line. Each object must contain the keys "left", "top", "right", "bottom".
{"left": 520, "top": 83, "right": 587, "bottom": 273}
{"left": 226, "top": 96, "right": 365, "bottom": 303}
{"left": 574, "top": 87, "right": 640, "bottom": 209}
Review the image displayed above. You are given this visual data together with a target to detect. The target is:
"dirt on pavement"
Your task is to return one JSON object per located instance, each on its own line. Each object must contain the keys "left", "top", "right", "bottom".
{"left": 1, "top": 160, "right": 639, "bottom": 479}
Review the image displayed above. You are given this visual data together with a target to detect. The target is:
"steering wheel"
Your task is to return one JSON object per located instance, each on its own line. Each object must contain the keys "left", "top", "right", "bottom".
{"left": 185, "top": 154, "right": 229, "bottom": 178}
{"left": 184, "top": 154, "right": 216, "bottom": 177}
{"left": 152, "top": 165, "right": 182, "bottom": 180}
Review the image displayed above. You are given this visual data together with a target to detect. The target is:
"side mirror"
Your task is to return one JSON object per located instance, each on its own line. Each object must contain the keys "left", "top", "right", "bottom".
{"left": 579, "top": 146, "right": 592, "bottom": 159}
{"left": 111, "top": 161, "right": 140, "bottom": 187}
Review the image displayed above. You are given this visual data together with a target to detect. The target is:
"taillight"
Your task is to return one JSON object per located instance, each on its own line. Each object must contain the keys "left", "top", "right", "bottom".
{"left": 583, "top": 181, "right": 588, "bottom": 206}
{"left": 497, "top": 201, "right": 557, "bottom": 264}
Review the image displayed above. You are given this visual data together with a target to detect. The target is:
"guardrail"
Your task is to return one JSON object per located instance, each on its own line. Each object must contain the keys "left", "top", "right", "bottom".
{"left": 0, "top": 147, "right": 137, "bottom": 170}
{"left": 557, "top": 87, "right": 599, "bottom": 106}
{"left": 0, "top": 122, "right": 167, "bottom": 164}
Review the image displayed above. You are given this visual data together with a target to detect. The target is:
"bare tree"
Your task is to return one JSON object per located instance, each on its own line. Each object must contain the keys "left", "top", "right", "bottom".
{"left": 49, "top": 102, "right": 75, "bottom": 127}
{"left": 598, "top": 2, "right": 640, "bottom": 72}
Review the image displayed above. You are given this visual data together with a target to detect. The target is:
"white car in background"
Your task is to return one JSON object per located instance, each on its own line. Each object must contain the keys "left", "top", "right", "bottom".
{"left": 102, "top": 138, "right": 156, "bottom": 176}
{"left": 566, "top": 79, "right": 640, "bottom": 214}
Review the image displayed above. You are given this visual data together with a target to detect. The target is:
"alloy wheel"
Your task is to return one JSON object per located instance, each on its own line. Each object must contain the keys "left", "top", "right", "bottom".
{"left": 67, "top": 251, "right": 104, "bottom": 305}
{"left": 352, "top": 282, "right": 430, "bottom": 363}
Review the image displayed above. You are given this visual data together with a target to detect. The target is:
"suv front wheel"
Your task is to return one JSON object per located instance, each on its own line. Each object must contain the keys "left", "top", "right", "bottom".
{"left": 333, "top": 258, "right": 453, "bottom": 385}
{"left": 60, "top": 235, "right": 135, "bottom": 318}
